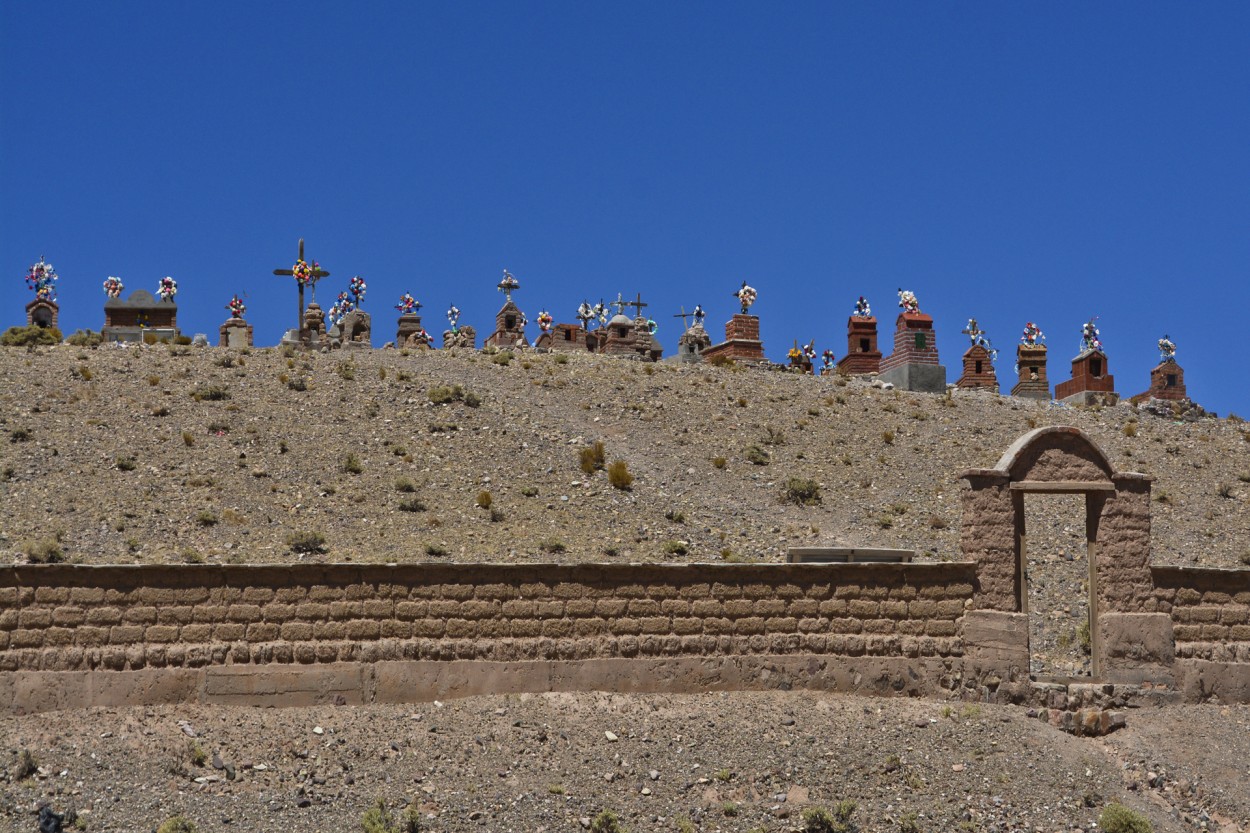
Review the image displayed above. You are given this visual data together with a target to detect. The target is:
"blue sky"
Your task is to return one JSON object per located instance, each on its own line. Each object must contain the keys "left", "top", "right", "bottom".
{"left": 3, "top": 2, "right": 1248, "bottom": 416}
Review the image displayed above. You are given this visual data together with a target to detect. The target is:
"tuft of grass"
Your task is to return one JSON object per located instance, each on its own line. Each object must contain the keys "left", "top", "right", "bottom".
{"left": 607, "top": 460, "right": 633, "bottom": 490}
{"left": 425, "top": 544, "right": 449, "bottom": 557}
{"left": 9, "top": 427, "right": 32, "bottom": 443}
{"left": 343, "top": 453, "right": 364, "bottom": 474}
{"left": 395, "top": 477, "right": 418, "bottom": 493}
{"left": 721, "top": 802, "right": 739, "bottom": 817}
{"left": 580, "top": 441, "right": 607, "bottom": 474}
{"left": 1123, "top": 421, "right": 1138, "bottom": 438}
{"left": 928, "top": 515, "right": 949, "bottom": 530}
{"left": 13, "top": 749, "right": 37, "bottom": 780}
{"left": 156, "top": 817, "right": 198, "bottom": 833}
{"left": 360, "top": 797, "right": 421, "bottom": 833}
{"left": 745, "top": 445, "right": 770, "bottom": 466}
{"left": 882, "top": 430, "right": 895, "bottom": 445}
{"left": 286, "top": 530, "right": 327, "bottom": 554}
{"left": 520, "top": 485, "right": 539, "bottom": 497}
{"left": 428, "top": 384, "right": 464, "bottom": 404}
{"left": 191, "top": 384, "right": 229, "bottom": 401}
{"left": 336, "top": 360, "right": 356, "bottom": 380}
{"left": 665, "top": 509, "right": 686, "bottom": 523}
{"left": 762, "top": 425, "right": 786, "bottom": 446}
{"left": 1216, "top": 483, "right": 1235, "bottom": 499}
{"left": 782, "top": 478, "right": 822, "bottom": 506}
{"left": 115, "top": 456, "right": 137, "bottom": 472}
{"left": 875, "top": 515, "right": 895, "bottom": 529}
{"left": 711, "top": 456, "right": 727, "bottom": 469}
{"left": 1098, "top": 803, "right": 1152, "bottom": 833}
{"left": 663, "top": 540, "right": 689, "bottom": 555}
{"left": 286, "top": 376, "right": 308, "bottom": 391}
{"left": 188, "top": 741, "right": 207, "bottom": 767}
{"left": 398, "top": 497, "right": 426, "bottom": 513}
{"left": 540, "top": 539, "right": 567, "bottom": 554}
{"left": 801, "top": 801, "right": 857, "bottom": 833}
{"left": 196, "top": 510, "right": 218, "bottom": 527}
{"left": 475, "top": 490, "right": 493, "bottom": 509}
{"left": 898, "top": 811, "right": 922, "bottom": 833}
{"left": 589, "top": 810, "right": 626, "bottom": 833}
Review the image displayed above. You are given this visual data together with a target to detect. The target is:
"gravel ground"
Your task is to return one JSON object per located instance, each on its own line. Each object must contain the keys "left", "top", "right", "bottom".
{"left": 6, "top": 692, "right": 1237, "bottom": 833}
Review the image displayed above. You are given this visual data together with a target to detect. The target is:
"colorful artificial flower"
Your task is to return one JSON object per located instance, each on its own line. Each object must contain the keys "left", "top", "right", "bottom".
{"left": 497, "top": 269, "right": 519, "bottom": 298}
{"left": 226, "top": 294, "right": 246, "bottom": 319}
{"left": 329, "top": 291, "right": 355, "bottom": 327}
{"left": 821, "top": 349, "right": 836, "bottom": 370}
{"left": 853, "top": 296, "right": 871, "bottom": 318}
{"left": 645, "top": 317, "right": 658, "bottom": 336}
{"left": 103, "top": 276, "right": 124, "bottom": 300}
{"left": 1020, "top": 322, "right": 1045, "bottom": 345}
{"left": 395, "top": 293, "right": 421, "bottom": 314}
{"left": 291, "top": 259, "right": 319, "bottom": 287}
{"left": 157, "top": 276, "right": 178, "bottom": 301}
{"left": 734, "top": 282, "right": 757, "bottom": 313}
{"left": 577, "top": 300, "right": 594, "bottom": 327}
{"left": 348, "top": 275, "right": 367, "bottom": 305}
{"left": 897, "top": 289, "right": 919, "bottom": 314}
{"left": 446, "top": 304, "right": 461, "bottom": 332}
{"left": 537, "top": 310, "right": 553, "bottom": 332}
{"left": 25, "top": 257, "right": 58, "bottom": 301}
{"left": 1081, "top": 317, "right": 1102, "bottom": 353}
{"left": 1158, "top": 334, "right": 1176, "bottom": 362}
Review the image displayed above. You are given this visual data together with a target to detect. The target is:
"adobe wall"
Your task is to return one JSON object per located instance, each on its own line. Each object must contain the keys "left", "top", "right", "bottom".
{"left": 1151, "top": 566, "right": 1250, "bottom": 703}
{"left": 0, "top": 562, "right": 978, "bottom": 714}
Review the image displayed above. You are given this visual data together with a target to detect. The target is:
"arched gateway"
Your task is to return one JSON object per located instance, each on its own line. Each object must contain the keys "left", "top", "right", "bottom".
{"left": 961, "top": 427, "right": 1172, "bottom": 683}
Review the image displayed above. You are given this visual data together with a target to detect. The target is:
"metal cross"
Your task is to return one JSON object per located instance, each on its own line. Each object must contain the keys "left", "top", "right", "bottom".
{"left": 625, "top": 293, "right": 648, "bottom": 320}
{"left": 272, "top": 239, "right": 330, "bottom": 332}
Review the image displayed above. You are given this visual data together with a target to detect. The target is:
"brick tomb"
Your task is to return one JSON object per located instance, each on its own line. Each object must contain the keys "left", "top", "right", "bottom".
{"left": 1011, "top": 343, "right": 1050, "bottom": 400}
{"left": 702, "top": 314, "right": 765, "bottom": 364}
{"left": 1055, "top": 349, "right": 1117, "bottom": 406}
{"left": 955, "top": 344, "right": 997, "bottom": 390}
{"left": 879, "top": 312, "right": 946, "bottom": 393}
{"left": 835, "top": 315, "right": 881, "bottom": 376}
{"left": 103, "top": 289, "right": 179, "bottom": 343}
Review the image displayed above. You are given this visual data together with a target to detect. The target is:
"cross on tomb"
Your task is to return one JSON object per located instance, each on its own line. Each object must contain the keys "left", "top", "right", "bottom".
{"left": 611, "top": 293, "right": 627, "bottom": 316}
{"left": 625, "top": 292, "right": 648, "bottom": 320}
{"left": 272, "top": 238, "right": 330, "bottom": 332}
{"left": 962, "top": 318, "right": 984, "bottom": 345}
{"left": 672, "top": 305, "right": 691, "bottom": 329}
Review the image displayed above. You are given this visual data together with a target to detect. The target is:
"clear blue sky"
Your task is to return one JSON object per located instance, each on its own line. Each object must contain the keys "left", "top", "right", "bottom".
{"left": 3, "top": 2, "right": 1248, "bottom": 416}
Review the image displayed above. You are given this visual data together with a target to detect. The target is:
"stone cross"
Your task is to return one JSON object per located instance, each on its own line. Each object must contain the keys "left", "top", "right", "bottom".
{"left": 272, "top": 239, "right": 329, "bottom": 332}
{"left": 625, "top": 293, "right": 648, "bottom": 320}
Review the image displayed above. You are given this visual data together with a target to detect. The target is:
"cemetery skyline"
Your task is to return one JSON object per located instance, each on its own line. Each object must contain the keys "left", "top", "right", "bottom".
{"left": 3, "top": 3, "right": 1249, "bottom": 416}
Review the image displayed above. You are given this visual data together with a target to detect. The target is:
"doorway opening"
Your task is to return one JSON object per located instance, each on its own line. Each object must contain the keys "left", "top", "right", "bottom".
{"left": 1021, "top": 493, "right": 1096, "bottom": 680}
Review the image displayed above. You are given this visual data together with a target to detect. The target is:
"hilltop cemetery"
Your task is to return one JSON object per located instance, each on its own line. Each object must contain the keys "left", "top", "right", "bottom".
{"left": 6, "top": 247, "right": 1207, "bottom": 417}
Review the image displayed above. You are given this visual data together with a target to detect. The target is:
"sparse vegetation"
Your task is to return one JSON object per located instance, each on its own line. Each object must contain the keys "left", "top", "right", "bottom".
{"left": 1097, "top": 803, "right": 1152, "bottom": 833}
{"left": 540, "top": 539, "right": 567, "bottom": 554}
{"left": 343, "top": 453, "right": 364, "bottom": 474}
{"left": 711, "top": 456, "right": 727, "bottom": 469}
{"left": 67, "top": 329, "right": 103, "bottom": 347}
{"left": 156, "top": 817, "right": 198, "bottom": 833}
{"left": 476, "top": 490, "right": 493, "bottom": 509}
{"left": 13, "top": 749, "right": 37, "bottom": 780}
{"left": 395, "top": 477, "right": 418, "bottom": 493}
{"left": 360, "top": 797, "right": 421, "bottom": 833}
{"left": 782, "top": 478, "right": 822, "bottom": 506}
{"left": 580, "top": 441, "right": 607, "bottom": 474}
{"left": 745, "top": 445, "right": 770, "bottom": 466}
{"left": 662, "top": 540, "right": 689, "bottom": 555}
{"left": 607, "top": 460, "right": 633, "bottom": 490}
{"left": 286, "top": 530, "right": 327, "bottom": 554}
{"left": 115, "top": 456, "right": 136, "bottom": 471}
{"left": 398, "top": 497, "right": 426, "bottom": 513}
{"left": 590, "top": 810, "right": 626, "bottom": 833}
{"left": 882, "top": 430, "right": 895, "bottom": 445}
{"left": 802, "top": 800, "right": 857, "bottom": 833}
{"left": 191, "top": 384, "right": 229, "bottom": 401}
{"left": 196, "top": 510, "right": 218, "bottom": 527}
{"left": 1, "top": 324, "right": 62, "bottom": 346}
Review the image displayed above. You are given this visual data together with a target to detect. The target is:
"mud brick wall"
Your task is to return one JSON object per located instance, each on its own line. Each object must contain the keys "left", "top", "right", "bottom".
{"left": 0, "top": 563, "right": 977, "bottom": 674}
{"left": 1152, "top": 567, "right": 1250, "bottom": 663}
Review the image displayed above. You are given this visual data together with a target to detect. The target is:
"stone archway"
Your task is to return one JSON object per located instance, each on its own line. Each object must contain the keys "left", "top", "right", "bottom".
{"left": 961, "top": 427, "right": 1173, "bottom": 684}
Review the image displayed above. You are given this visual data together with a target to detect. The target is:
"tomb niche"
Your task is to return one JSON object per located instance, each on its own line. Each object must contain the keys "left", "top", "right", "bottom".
{"left": 1054, "top": 318, "right": 1118, "bottom": 406}
{"left": 103, "top": 289, "right": 179, "bottom": 344}
{"left": 878, "top": 290, "right": 946, "bottom": 393}
{"left": 1010, "top": 322, "right": 1050, "bottom": 400}
{"left": 300, "top": 301, "right": 329, "bottom": 350}
{"left": 25, "top": 298, "right": 59, "bottom": 332}
{"left": 483, "top": 270, "right": 528, "bottom": 350}
{"left": 218, "top": 295, "right": 253, "bottom": 348}
{"left": 395, "top": 310, "right": 434, "bottom": 349}
{"left": 535, "top": 322, "right": 590, "bottom": 353}
{"left": 598, "top": 295, "right": 663, "bottom": 361}
{"left": 339, "top": 308, "right": 371, "bottom": 349}
{"left": 1131, "top": 335, "right": 1201, "bottom": 416}
{"left": 671, "top": 306, "right": 712, "bottom": 364}
{"left": 955, "top": 318, "right": 998, "bottom": 390}
{"left": 701, "top": 282, "right": 765, "bottom": 364}
{"left": 835, "top": 296, "right": 881, "bottom": 376}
